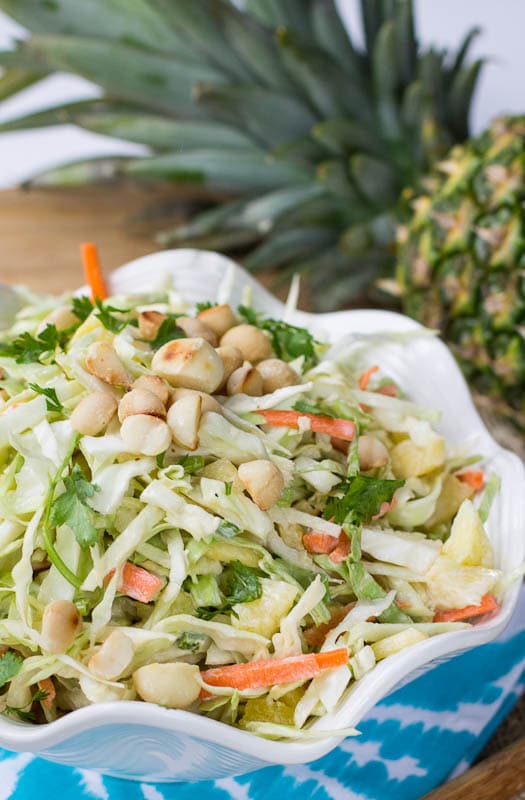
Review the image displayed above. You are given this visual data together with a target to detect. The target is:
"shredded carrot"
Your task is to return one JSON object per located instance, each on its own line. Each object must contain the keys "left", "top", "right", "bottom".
{"left": 330, "top": 436, "right": 349, "bottom": 454}
{"left": 376, "top": 383, "right": 398, "bottom": 397}
{"left": 81, "top": 242, "right": 107, "bottom": 302}
{"left": 303, "top": 531, "right": 339, "bottom": 555}
{"left": 456, "top": 470, "right": 485, "bottom": 492}
{"left": 433, "top": 593, "right": 499, "bottom": 623}
{"left": 329, "top": 532, "right": 351, "bottom": 563}
{"left": 116, "top": 562, "right": 163, "bottom": 603}
{"left": 358, "top": 365, "right": 379, "bottom": 391}
{"left": 303, "top": 529, "right": 350, "bottom": 563}
{"left": 37, "top": 678, "right": 56, "bottom": 710}
{"left": 258, "top": 409, "right": 355, "bottom": 441}
{"left": 199, "top": 648, "right": 348, "bottom": 697}
{"left": 304, "top": 603, "right": 355, "bottom": 649}
{"left": 371, "top": 497, "right": 397, "bottom": 521}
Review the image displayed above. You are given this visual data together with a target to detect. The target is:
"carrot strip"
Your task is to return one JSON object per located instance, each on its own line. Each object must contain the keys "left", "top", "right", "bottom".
{"left": 433, "top": 593, "right": 499, "bottom": 623}
{"left": 117, "top": 562, "right": 163, "bottom": 603}
{"left": 304, "top": 603, "right": 355, "bottom": 649}
{"left": 376, "top": 383, "right": 398, "bottom": 397}
{"left": 37, "top": 678, "right": 56, "bottom": 710}
{"left": 456, "top": 470, "right": 485, "bottom": 492}
{"left": 303, "top": 531, "right": 339, "bottom": 555}
{"left": 81, "top": 242, "right": 107, "bottom": 301}
{"left": 330, "top": 436, "right": 349, "bottom": 454}
{"left": 329, "top": 532, "right": 351, "bottom": 563}
{"left": 358, "top": 365, "right": 379, "bottom": 391}
{"left": 199, "top": 648, "right": 348, "bottom": 696}
{"left": 371, "top": 497, "right": 398, "bottom": 521}
{"left": 258, "top": 409, "right": 355, "bottom": 441}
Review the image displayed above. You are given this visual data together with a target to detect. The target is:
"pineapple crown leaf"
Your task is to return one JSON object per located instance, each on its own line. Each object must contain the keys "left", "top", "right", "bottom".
{"left": 0, "top": 0, "right": 487, "bottom": 309}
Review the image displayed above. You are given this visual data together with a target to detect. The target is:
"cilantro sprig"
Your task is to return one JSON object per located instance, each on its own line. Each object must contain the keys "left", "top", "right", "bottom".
{"left": 28, "top": 384, "right": 65, "bottom": 415}
{"left": 238, "top": 305, "right": 319, "bottom": 369}
{"left": 42, "top": 434, "right": 97, "bottom": 588}
{"left": 150, "top": 313, "right": 185, "bottom": 350}
{"left": 323, "top": 475, "right": 404, "bottom": 526}
{"left": 0, "top": 651, "right": 22, "bottom": 690}
{"left": 5, "top": 687, "right": 49, "bottom": 723}
{"left": 0, "top": 325, "right": 68, "bottom": 364}
{"left": 71, "top": 296, "right": 94, "bottom": 322}
{"left": 94, "top": 299, "right": 131, "bottom": 334}
{"left": 50, "top": 464, "right": 100, "bottom": 549}
{"left": 196, "top": 561, "right": 262, "bottom": 619}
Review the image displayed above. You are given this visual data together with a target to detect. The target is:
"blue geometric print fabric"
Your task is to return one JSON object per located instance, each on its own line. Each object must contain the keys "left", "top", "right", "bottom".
{"left": 0, "top": 588, "right": 523, "bottom": 800}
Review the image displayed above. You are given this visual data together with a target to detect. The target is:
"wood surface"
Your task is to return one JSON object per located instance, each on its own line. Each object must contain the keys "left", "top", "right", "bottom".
{"left": 1, "top": 183, "right": 523, "bottom": 798}
{"left": 425, "top": 736, "right": 525, "bottom": 799}
{"left": 0, "top": 182, "right": 181, "bottom": 292}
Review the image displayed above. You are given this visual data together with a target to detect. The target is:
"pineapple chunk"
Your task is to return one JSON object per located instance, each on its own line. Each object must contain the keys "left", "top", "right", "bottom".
{"left": 442, "top": 499, "right": 494, "bottom": 567}
{"left": 205, "top": 541, "right": 260, "bottom": 568}
{"left": 426, "top": 555, "right": 499, "bottom": 610}
{"left": 240, "top": 688, "right": 304, "bottom": 728}
{"left": 424, "top": 474, "right": 474, "bottom": 529}
{"left": 232, "top": 579, "right": 298, "bottom": 638}
{"left": 371, "top": 628, "right": 428, "bottom": 661}
{"left": 199, "top": 459, "right": 243, "bottom": 492}
{"left": 69, "top": 314, "right": 111, "bottom": 348}
{"left": 391, "top": 437, "right": 445, "bottom": 479}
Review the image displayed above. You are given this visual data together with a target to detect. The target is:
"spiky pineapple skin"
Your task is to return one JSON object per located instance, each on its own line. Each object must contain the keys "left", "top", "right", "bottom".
{"left": 397, "top": 115, "right": 525, "bottom": 425}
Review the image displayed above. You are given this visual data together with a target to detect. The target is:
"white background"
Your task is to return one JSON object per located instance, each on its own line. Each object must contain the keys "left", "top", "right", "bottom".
{"left": 0, "top": 0, "right": 523, "bottom": 188}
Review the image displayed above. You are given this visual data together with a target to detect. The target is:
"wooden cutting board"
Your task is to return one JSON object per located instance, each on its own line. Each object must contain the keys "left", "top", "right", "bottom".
{"left": 1, "top": 182, "right": 523, "bottom": 798}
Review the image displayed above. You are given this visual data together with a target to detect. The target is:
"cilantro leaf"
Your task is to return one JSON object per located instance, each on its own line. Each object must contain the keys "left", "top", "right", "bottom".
{"left": 5, "top": 706, "right": 35, "bottom": 722}
{"left": 196, "top": 301, "right": 216, "bottom": 313}
{"left": 194, "top": 561, "right": 262, "bottom": 619}
{"left": 222, "top": 561, "right": 262, "bottom": 608}
{"left": 237, "top": 305, "right": 258, "bottom": 325}
{"left": 150, "top": 314, "right": 185, "bottom": 350}
{"left": 71, "top": 296, "right": 94, "bottom": 322}
{"left": 94, "top": 299, "right": 131, "bottom": 334}
{"left": 323, "top": 475, "right": 404, "bottom": 525}
{"left": 0, "top": 651, "right": 22, "bottom": 689}
{"left": 31, "top": 688, "right": 49, "bottom": 703}
{"left": 0, "top": 325, "right": 67, "bottom": 364}
{"left": 28, "top": 384, "right": 65, "bottom": 414}
{"left": 49, "top": 464, "right": 100, "bottom": 549}
{"left": 238, "top": 306, "right": 319, "bottom": 369}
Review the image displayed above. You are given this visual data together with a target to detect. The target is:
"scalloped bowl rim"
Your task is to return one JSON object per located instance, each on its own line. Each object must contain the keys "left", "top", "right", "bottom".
{"left": 0, "top": 248, "right": 522, "bottom": 770}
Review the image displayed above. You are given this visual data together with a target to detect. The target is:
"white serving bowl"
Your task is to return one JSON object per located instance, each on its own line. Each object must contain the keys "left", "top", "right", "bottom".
{"left": 0, "top": 249, "right": 523, "bottom": 782}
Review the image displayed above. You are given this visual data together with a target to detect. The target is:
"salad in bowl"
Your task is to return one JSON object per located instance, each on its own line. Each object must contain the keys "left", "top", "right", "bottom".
{"left": 0, "top": 246, "right": 511, "bottom": 742}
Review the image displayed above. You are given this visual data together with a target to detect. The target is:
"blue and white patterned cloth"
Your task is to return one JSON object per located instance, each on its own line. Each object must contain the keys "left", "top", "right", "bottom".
{"left": 1, "top": 587, "right": 523, "bottom": 800}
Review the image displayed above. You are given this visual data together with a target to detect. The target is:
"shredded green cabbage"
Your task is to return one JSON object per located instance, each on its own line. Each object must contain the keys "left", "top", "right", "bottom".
{"left": 0, "top": 281, "right": 505, "bottom": 735}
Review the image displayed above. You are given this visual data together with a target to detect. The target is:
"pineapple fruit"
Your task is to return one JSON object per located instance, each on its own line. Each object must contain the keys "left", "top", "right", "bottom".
{"left": 442, "top": 498, "right": 494, "bottom": 568}
{"left": 426, "top": 499, "right": 497, "bottom": 609}
{"left": 391, "top": 435, "right": 445, "bottom": 479}
{"left": 397, "top": 116, "right": 525, "bottom": 427}
{"left": 231, "top": 578, "right": 298, "bottom": 638}
{"left": 0, "top": 0, "right": 483, "bottom": 310}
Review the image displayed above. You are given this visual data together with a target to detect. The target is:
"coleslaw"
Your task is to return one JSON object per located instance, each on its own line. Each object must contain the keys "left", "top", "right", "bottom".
{"left": 0, "top": 280, "right": 504, "bottom": 738}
